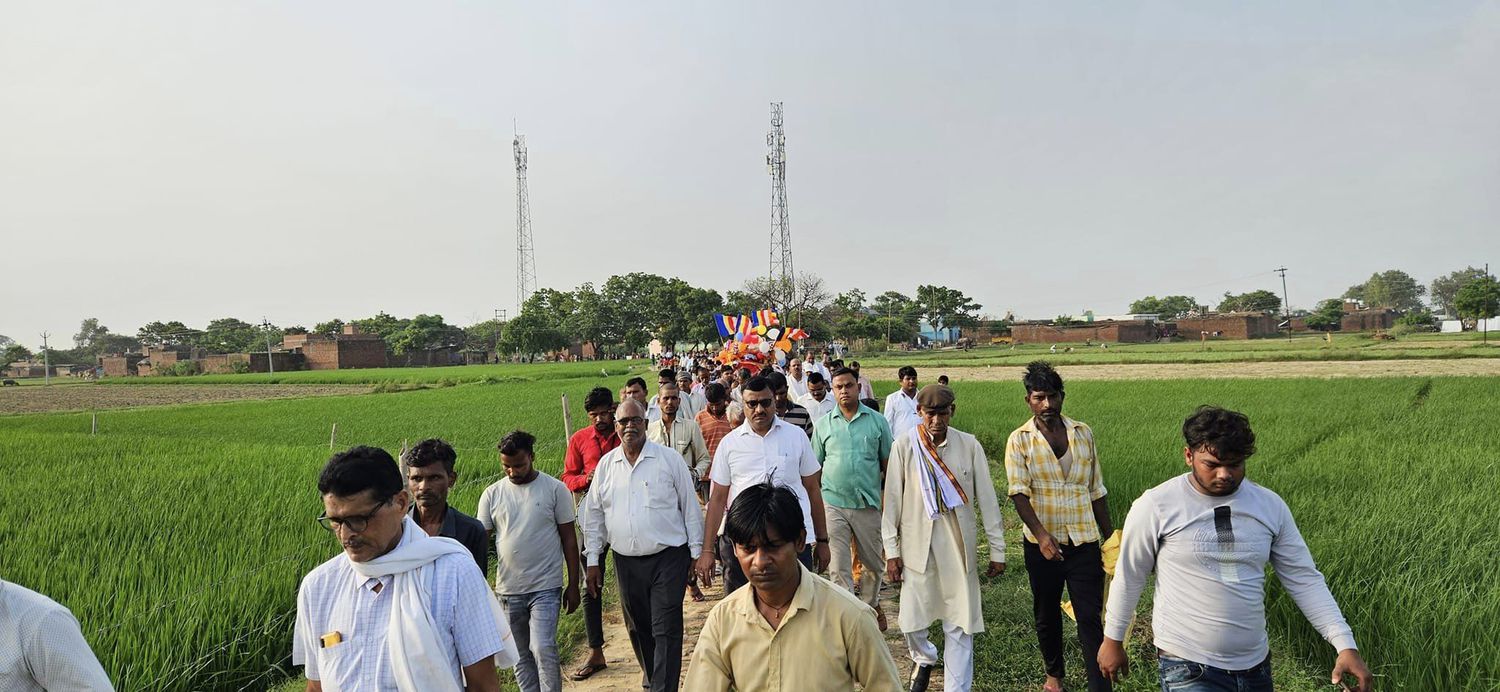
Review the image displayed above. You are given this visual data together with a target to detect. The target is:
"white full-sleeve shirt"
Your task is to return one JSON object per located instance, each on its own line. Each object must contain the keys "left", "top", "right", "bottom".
{"left": 581, "top": 441, "right": 705, "bottom": 567}
{"left": 0, "top": 580, "right": 114, "bottom": 692}
{"left": 1104, "top": 474, "right": 1358, "bottom": 670}
{"left": 883, "top": 390, "right": 921, "bottom": 440}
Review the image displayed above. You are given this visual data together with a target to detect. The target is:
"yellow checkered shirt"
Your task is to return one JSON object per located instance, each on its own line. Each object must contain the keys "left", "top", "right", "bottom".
{"left": 1004, "top": 415, "right": 1108, "bottom": 545}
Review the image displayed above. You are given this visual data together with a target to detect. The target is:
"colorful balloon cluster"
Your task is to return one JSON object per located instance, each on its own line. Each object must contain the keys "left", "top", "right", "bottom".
{"left": 713, "top": 311, "right": 808, "bottom": 373}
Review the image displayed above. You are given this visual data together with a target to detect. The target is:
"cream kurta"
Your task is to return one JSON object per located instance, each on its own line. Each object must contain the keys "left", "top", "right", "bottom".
{"left": 881, "top": 428, "right": 1006, "bottom": 634}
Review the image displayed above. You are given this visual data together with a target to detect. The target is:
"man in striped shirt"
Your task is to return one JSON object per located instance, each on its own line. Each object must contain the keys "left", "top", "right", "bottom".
{"left": 1004, "top": 361, "right": 1112, "bottom": 692}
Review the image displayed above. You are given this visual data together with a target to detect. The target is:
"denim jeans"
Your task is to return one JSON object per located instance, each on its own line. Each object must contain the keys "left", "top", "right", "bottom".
{"left": 500, "top": 587, "right": 563, "bottom": 692}
{"left": 1158, "top": 653, "right": 1273, "bottom": 692}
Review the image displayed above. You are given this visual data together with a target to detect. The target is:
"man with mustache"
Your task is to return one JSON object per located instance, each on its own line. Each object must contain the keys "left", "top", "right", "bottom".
{"left": 580, "top": 399, "right": 704, "bottom": 692}
{"left": 882, "top": 384, "right": 1006, "bottom": 692}
{"left": 404, "top": 439, "right": 489, "bottom": 574}
{"left": 1098, "top": 407, "right": 1373, "bottom": 692}
{"left": 1004, "top": 361, "right": 1112, "bottom": 692}
{"left": 293, "top": 446, "right": 517, "bottom": 691}
{"left": 684, "top": 483, "right": 902, "bottom": 691}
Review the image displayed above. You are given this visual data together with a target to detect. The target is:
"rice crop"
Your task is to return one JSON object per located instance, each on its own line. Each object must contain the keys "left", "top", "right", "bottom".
{"left": 1, "top": 375, "right": 1494, "bottom": 690}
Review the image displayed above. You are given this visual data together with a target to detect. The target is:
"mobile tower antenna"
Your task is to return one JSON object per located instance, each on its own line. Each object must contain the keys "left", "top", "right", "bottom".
{"left": 514, "top": 127, "right": 537, "bottom": 312}
{"left": 767, "top": 102, "right": 794, "bottom": 319}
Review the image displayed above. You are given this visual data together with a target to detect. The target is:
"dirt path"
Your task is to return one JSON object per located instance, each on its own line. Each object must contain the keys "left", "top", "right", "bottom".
{"left": 865, "top": 357, "right": 1500, "bottom": 383}
{"left": 566, "top": 578, "right": 919, "bottom": 691}
{"left": 0, "top": 384, "right": 371, "bottom": 415}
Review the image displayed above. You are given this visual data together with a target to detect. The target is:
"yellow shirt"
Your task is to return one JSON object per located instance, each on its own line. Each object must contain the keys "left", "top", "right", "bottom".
{"left": 1003, "top": 415, "right": 1108, "bottom": 545}
{"left": 684, "top": 563, "right": 902, "bottom": 692}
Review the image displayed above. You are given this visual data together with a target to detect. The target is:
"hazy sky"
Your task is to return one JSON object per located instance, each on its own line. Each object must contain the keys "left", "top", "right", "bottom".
{"left": 3, "top": 2, "right": 1498, "bottom": 348}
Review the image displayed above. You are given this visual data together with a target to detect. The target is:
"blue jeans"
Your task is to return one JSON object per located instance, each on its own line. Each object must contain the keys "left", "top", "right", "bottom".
{"left": 1158, "top": 653, "right": 1273, "bottom": 692}
{"left": 501, "top": 588, "right": 563, "bottom": 692}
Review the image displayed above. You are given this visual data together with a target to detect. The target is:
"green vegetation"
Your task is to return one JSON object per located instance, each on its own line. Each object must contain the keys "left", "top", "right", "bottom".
{"left": 2, "top": 375, "right": 1495, "bottom": 689}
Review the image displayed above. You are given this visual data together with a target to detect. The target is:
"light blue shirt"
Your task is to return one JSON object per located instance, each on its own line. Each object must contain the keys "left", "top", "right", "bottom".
{"left": 292, "top": 523, "right": 505, "bottom": 690}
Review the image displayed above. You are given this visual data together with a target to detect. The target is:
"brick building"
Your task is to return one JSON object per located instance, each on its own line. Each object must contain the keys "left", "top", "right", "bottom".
{"left": 1174, "top": 313, "right": 1279, "bottom": 339}
{"left": 1010, "top": 320, "right": 1158, "bottom": 344}
{"left": 100, "top": 353, "right": 147, "bottom": 377}
{"left": 282, "top": 325, "right": 387, "bottom": 370}
{"left": 1341, "top": 308, "right": 1396, "bottom": 332}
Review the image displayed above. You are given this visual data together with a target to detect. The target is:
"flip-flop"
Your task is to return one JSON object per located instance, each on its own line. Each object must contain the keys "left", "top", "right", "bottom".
{"left": 876, "top": 610, "right": 888, "bottom": 632}
{"left": 571, "top": 662, "right": 608, "bottom": 681}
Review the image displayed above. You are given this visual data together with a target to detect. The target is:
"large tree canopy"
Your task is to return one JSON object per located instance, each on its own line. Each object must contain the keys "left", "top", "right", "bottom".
{"left": 1345, "top": 270, "right": 1426, "bottom": 312}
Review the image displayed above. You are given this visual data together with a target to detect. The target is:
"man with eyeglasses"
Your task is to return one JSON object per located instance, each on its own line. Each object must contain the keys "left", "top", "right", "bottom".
{"left": 294, "top": 445, "right": 518, "bottom": 691}
{"left": 580, "top": 399, "right": 704, "bottom": 692}
{"left": 695, "top": 376, "right": 831, "bottom": 595}
{"left": 559, "top": 387, "right": 618, "bottom": 682}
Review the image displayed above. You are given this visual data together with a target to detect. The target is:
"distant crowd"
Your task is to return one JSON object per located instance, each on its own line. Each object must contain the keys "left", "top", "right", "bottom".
{"left": 5, "top": 354, "right": 1373, "bottom": 692}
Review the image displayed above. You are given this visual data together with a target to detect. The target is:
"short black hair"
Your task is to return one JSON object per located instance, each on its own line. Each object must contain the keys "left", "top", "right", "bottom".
{"left": 736, "top": 368, "right": 753, "bottom": 380}
{"left": 319, "top": 446, "right": 404, "bottom": 500}
{"left": 806, "top": 372, "right": 826, "bottom": 386}
{"left": 850, "top": 360, "right": 861, "bottom": 369}
{"left": 658, "top": 368, "right": 676, "bottom": 381}
{"left": 742, "top": 376, "right": 772, "bottom": 393}
{"left": 763, "top": 371, "right": 788, "bottom": 391}
{"left": 704, "top": 382, "right": 729, "bottom": 404}
{"left": 1023, "top": 360, "right": 1064, "bottom": 394}
{"left": 937, "top": 375, "right": 949, "bottom": 385}
{"left": 498, "top": 430, "right": 535, "bottom": 457}
{"left": 898, "top": 366, "right": 918, "bottom": 379}
{"left": 625, "top": 376, "right": 647, "bottom": 391}
{"left": 1183, "top": 406, "right": 1257, "bottom": 460}
{"left": 402, "top": 438, "right": 457, "bottom": 474}
{"left": 829, "top": 367, "right": 857, "bottom": 383}
{"left": 724, "top": 482, "right": 807, "bottom": 548}
{"left": 831, "top": 359, "right": 845, "bottom": 369}
{"left": 584, "top": 386, "right": 615, "bottom": 412}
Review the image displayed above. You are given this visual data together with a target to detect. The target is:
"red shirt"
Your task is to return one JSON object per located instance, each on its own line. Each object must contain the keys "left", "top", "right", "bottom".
{"left": 561, "top": 425, "right": 621, "bottom": 493}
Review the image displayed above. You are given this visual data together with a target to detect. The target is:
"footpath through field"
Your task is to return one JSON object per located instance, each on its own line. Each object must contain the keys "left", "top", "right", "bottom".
{"left": 865, "top": 357, "right": 1500, "bottom": 382}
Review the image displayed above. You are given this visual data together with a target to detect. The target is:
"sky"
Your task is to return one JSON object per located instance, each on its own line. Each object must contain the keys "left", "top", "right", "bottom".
{"left": 3, "top": 1, "right": 1498, "bottom": 349}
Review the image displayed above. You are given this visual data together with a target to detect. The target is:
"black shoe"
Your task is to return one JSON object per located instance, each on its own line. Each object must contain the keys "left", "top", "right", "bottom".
{"left": 909, "top": 663, "right": 934, "bottom": 692}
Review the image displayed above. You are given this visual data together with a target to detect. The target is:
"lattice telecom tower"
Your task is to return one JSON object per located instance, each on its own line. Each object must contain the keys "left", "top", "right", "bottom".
{"left": 767, "top": 102, "right": 794, "bottom": 296}
{"left": 513, "top": 133, "right": 537, "bottom": 311}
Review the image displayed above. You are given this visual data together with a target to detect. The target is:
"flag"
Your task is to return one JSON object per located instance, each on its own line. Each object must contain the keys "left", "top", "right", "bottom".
{"left": 752, "top": 309, "right": 779, "bottom": 328}
{"left": 714, "top": 314, "right": 738, "bottom": 338}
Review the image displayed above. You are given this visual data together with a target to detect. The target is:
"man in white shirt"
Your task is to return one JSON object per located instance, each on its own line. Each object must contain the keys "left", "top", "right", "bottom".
{"left": 677, "top": 370, "right": 706, "bottom": 413}
{"left": 647, "top": 381, "right": 713, "bottom": 602}
{"left": 694, "top": 376, "right": 832, "bottom": 594}
{"left": 293, "top": 446, "right": 516, "bottom": 691}
{"left": 883, "top": 366, "right": 922, "bottom": 441}
{"left": 1098, "top": 406, "right": 1373, "bottom": 692}
{"left": 478, "top": 431, "right": 581, "bottom": 692}
{"left": 0, "top": 578, "right": 114, "bottom": 692}
{"left": 581, "top": 399, "right": 704, "bottom": 692}
{"left": 786, "top": 358, "right": 810, "bottom": 399}
{"left": 798, "top": 372, "right": 837, "bottom": 419}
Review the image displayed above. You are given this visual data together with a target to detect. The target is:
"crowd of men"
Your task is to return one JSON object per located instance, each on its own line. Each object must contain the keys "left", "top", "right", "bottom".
{"left": 3, "top": 357, "right": 1376, "bottom": 692}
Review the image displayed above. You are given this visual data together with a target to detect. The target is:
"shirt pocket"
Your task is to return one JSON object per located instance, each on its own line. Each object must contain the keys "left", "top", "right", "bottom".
{"left": 645, "top": 468, "right": 678, "bottom": 509}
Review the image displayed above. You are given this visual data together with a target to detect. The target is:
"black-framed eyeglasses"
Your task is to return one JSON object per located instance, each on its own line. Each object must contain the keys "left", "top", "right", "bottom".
{"left": 743, "top": 398, "right": 775, "bottom": 409}
{"left": 317, "top": 496, "right": 393, "bottom": 534}
{"left": 616, "top": 416, "right": 647, "bottom": 427}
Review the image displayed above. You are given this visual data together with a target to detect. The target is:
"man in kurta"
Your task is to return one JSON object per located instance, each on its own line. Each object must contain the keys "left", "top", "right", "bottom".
{"left": 881, "top": 384, "right": 1006, "bottom": 692}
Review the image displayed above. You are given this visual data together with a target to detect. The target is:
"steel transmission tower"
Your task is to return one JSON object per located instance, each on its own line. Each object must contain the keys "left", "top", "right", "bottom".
{"left": 767, "top": 103, "right": 794, "bottom": 307}
{"left": 514, "top": 133, "right": 538, "bottom": 311}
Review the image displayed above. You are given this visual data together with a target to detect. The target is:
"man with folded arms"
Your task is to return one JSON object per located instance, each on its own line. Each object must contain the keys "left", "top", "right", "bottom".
{"left": 882, "top": 385, "right": 1006, "bottom": 692}
{"left": 580, "top": 399, "right": 704, "bottom": 692}
{"left": 1098, "top": 406, "right": 1373, "bottom": 692}
{"left": 685, "top": 483, "right": 902, "bottom": 691}
{"left": 293, "top": 445, "right": 518, "bottom": 691}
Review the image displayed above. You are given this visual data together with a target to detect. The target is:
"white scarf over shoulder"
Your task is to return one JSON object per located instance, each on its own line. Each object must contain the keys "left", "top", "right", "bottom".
{"left": 348, "top": 517, "right": 519, "bottom": 691}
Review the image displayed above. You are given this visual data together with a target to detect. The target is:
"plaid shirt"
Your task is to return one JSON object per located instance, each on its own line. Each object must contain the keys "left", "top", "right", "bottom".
{"left": 1003, "top": 415, "right": 1108, "bottom": 545}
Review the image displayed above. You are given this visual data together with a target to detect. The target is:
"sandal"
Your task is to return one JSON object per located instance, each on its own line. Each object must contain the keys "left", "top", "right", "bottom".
{"left": 876, "top": 610, "right": 888, "bottom": 632}
{"left": 571, "top": 662, "right": 608, "bottom": 681}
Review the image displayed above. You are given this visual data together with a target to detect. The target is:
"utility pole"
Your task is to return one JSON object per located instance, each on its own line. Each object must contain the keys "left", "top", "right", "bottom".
{"left": 1275, "top": 266, "right": 1290, "bottom": 336}
{"left": 1486, "top": 263, "right": 1491, "bottom": 345}
{"left": 261, "top": 318, "right": 276, "bottom": 374}
{"left": 514, "top": 129, "right": 538, "bottom": 314}
{"left": 39, "top": 332, "right": 50, "bottom": 385}
{"left": 767, "top": 102, "right": 795, "bottom": 324}
{"left": 493, "top": 309, "right": 507, "bottom": 362}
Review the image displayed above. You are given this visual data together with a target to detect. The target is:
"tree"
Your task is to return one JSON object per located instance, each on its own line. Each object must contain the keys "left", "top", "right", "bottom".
{"left": 95, "top": 333, "right": 141, "bottom": 356}
{"left": 1218, "top": 290, "right": 1281, "bottom": 314}
{"left": 1304, "top": 299, "right": 1345, "bottom": 331}
{"left": 1430, "top": 267, "right": 1489, "bottom": 317}
{"left": 916, "top": 285, "right": 982, "bottom": 336}
{"left": 869, "top": 291, "right": 922, "bottom": 343}
{"left": 137, "top": 321, "right": 193, "bottom": 347}
{"left": 1128, "top": 295, "right": 1199, "bottom": 319}
{"left": 284, "top": 325, "right": 308, "bottom": 335}
{"left": 667, "top": 285, "right": 724, "bottom": 348}
{"left": 1454, "top": 275, "right": 1500, "bottom": 332}
{"left": 738, "top": 273, "right": 831, "bottom": 327}
{"left": 832, "top": 289, "right": 867, "bottom": 316}
{"left": 498, "top": 309, "right": 568, "bottom": 357}
{"left": 567, "top": 283, "right": 615, "bottom": 357}
{"left": 1345, "top": 270, "right": 1426, "bottom": 312}
{"left": 197, "top": 318, "right": 264, "bottom": 354}
{"left": 313, "top": 319, "right": 346, "bottom": 337}
{"left": 351, "top": 312, "right": 408, "bottom": 344}
{"left": 388, "top": 314, "right": 464, "bottom": 355}
{"left": 73, "top": 318, "right": 110, "bottom": 352}
{"left": 3, "top": 344, "right": 32, "bottom": 364}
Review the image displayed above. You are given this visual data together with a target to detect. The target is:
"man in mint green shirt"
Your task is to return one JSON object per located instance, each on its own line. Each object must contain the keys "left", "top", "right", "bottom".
{"left": 814, "top": 367, "right": 895, "bottom": 629}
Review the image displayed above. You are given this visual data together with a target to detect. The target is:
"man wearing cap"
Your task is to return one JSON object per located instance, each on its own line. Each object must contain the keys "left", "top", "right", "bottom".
{"left": 882, "top": 385, "right": 1007, "bottom": 692}
{"left": 678, "top": 370, "right": 706, "bottom": 414}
